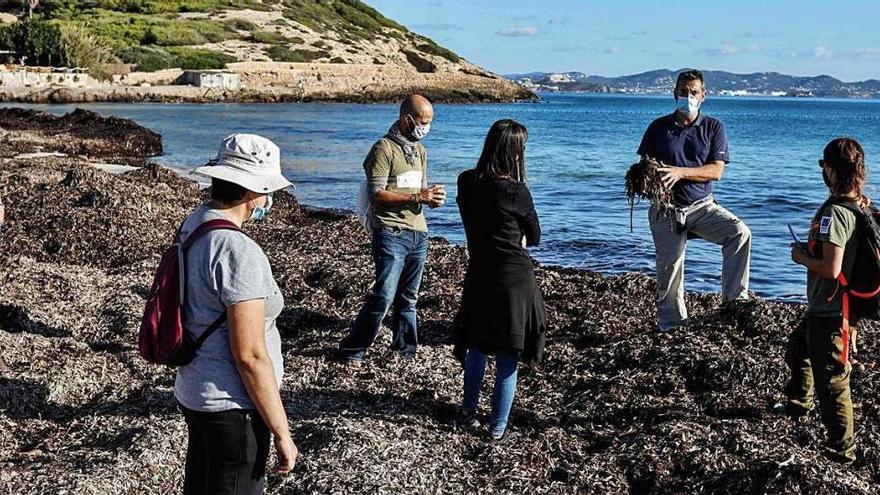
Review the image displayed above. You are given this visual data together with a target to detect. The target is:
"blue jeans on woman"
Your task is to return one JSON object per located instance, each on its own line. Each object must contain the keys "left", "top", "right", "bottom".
{"left": 339, "top": 227, "right": 428, "bottom": 361}
{"left": 462, "top": 348, "right": 519, "bottom": 438}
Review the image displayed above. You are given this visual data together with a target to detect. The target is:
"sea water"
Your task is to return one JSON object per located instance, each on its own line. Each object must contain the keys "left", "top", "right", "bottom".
{"left": 15, "top": 93, "right": 880, "bottom": 300}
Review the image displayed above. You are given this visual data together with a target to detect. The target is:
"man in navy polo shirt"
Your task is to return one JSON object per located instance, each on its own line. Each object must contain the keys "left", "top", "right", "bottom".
{"left": 637, "top": 69, "right": 752, "bottom": 332}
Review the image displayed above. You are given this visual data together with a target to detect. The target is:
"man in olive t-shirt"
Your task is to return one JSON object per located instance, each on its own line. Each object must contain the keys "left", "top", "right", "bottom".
{"left": 338, "top": 95, "right": 445, "bottom": 363}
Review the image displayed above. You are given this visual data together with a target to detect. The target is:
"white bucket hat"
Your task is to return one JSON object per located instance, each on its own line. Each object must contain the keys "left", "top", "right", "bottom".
{"left": 194, "top": 133, "right": 293, "bottom": 193}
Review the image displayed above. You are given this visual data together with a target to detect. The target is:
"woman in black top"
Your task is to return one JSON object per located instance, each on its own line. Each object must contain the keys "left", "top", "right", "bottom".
{"left": 456, "top": 119, "right": 545, "bottom": 440}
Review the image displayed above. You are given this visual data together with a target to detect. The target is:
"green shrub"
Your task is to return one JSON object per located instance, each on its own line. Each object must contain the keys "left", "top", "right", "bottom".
{"left": 59, "top": 23, "right": 113, "bottom": 71}
{"left": 264, "top": 45, "right": 328, "bottom": 62}
{"left": 166, "top": 46, "right": 235, "bottom": 69}
{"left": 0, "top": 19, "right": 64, "bottom": 66}
{"left": 146, "top": 19, "right": 233, "bottom": 45}
{"left": 117, "top": 45, "right": 234, "bottom": 71}
{"left": 329, "top": 56, "right": 345, "bottom": 63}
{"left": 248, "top": 30, "right": 288, "bottom": 44}
{"left": 117, "top": 45, "right": 174, "bottom": 71}
{"left": 416, "top": 41, "right": 459, "bottom": 63}
{"left": 225, "top": 18, "right": 257, "bottom": 32}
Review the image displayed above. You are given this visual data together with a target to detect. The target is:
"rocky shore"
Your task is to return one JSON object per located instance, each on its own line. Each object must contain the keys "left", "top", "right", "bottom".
{"left": 0, "top": 63, "right": 537, "bottom": 105}
{"left": 1, "top": 110, "right": 880, "bottom": 494}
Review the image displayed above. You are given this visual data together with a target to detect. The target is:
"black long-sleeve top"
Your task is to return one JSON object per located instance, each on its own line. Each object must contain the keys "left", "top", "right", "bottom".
{"left": 456, "top": 169, "right": 541, "bottom": 270}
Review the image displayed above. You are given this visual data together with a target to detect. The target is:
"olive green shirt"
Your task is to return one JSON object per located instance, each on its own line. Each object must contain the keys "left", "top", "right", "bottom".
{"left": 364, "top": 137, "right": 428, "bottom": 232}
{"left": 807, "top": 203, "right": 860, "bottom": 315}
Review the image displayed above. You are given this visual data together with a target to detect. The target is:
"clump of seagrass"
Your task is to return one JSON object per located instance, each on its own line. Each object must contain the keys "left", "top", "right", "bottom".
{"left": 625, "top": 156, "right": 673, "bottom": 231}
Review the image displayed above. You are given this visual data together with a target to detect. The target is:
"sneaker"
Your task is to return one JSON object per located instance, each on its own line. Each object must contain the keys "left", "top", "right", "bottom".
{"left": 772, "top": 402, "right": 811, "bottom": 423}
{"left": 489, "top": 429, "right": 522, "bottom": 443}
{"left": 330, "top": 349, "right": 364, "bottom": 367}
{"left": 821, "top": 447, "right": 855, "bottom": 465}
{"left": 656, "top": 324, "right": 683, "bottom": 335}
{"left": 456, "top": 409, "right": 481, "bottom": 430}
{"left": 656, "top": 318, "right": 689, "bottom": 334}
{"left": 720, "top": 298, "right": 754, "bottom": 315}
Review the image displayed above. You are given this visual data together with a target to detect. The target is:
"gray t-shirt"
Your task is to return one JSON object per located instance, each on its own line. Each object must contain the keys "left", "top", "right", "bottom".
{"left": 173, "top": 205, "right": 284, "bottom": 412}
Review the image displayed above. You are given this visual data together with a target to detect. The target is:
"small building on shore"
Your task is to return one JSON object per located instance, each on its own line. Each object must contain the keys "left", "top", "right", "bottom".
{"left": 181, "top": 70, "right": 240, "bottom": 90}
{"left": 0, "top": 66, "right": 99, "bottom": 88}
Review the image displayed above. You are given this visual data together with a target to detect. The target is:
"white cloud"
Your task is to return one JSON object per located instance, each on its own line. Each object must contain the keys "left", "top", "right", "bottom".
{"left": 496, "top": 26, "right": 538, "bottom": 37}
{"left": 854, "top": 47, "right": 880, "bottom": 58}
{"left": 604, "top": 46, "right": 620, "bottom": 54}
{"left": 410, "top": 22, "right": 463, "bottom": 31}
{"left": 814, "top": 46, "right": 833, "bottom": 59}
{"left": 701, "top": 44, "right": 759, "bottom": 56}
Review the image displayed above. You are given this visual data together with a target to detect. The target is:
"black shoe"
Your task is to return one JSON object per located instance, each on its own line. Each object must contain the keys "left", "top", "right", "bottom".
{"left": 720, "top": 298, "right": 754, "bottom": 315}
{"left": 772, "top": 402, "right": 811, "bottom": 423}
{"left": 330, "top": 349, "right": 364, "bottom": 367}
{"left": 456, "top": 409, "right": 481, "bottom": 430}
{"left": 822, "top": 447, "right": 855, "bottom": 465}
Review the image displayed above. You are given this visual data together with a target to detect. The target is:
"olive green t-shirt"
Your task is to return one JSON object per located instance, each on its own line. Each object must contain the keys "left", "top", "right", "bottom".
{"left": 807, "top": 203, "right": 860, "bottom": 315}
{"left": 364, "top": 137, "right": 428, "bottom": 232}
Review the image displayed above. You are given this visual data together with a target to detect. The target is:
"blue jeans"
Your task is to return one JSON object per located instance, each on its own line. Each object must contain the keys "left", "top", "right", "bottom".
{"left": 339, "top": 227, "right": 428, "bottom": 360}
{"left": 462, "top": 348, "right": 519, "bottom": 437}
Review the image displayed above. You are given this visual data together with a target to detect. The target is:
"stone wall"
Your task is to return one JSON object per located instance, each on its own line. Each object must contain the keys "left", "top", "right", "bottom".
{"left": 114, "top": 69, "right": 184, "bottom": 86}
{"left": 0, "top": 68, "right": 101, "bottom": 88}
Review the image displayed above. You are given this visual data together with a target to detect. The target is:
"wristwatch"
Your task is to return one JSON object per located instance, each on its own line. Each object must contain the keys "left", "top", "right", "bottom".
{"left": 411, "top": 192, "right": 420, "bottom": 205}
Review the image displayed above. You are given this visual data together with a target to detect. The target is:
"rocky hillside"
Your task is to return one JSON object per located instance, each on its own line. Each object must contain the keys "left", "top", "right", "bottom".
{"left": 0, "top": 0, "right": 535, "bottom": 103}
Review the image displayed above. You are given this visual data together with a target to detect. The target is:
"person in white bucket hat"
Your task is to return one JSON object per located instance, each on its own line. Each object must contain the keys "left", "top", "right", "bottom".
{"left": 176, "top": 133, "right": 297, "bottom": 494}
{"left": 195, "top": 133, "right": 293, "bottom": 194}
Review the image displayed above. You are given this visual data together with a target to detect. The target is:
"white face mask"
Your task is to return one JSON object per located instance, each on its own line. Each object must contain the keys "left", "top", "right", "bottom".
{"left": 407, "top": 115, "right": 431, "bottom": 141}
{"left": 676, "top": 94, "right": 701, "bottom": 117}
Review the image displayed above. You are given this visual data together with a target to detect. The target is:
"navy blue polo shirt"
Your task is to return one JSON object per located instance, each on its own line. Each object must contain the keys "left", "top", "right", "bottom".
{"left": 636, "top": 112, "right": 729, "bottom": 206}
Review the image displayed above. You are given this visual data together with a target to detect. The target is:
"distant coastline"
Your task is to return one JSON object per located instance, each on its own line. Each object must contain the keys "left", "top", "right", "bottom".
{"left": 531, "top": 90, "right": 880, "bottom": 101}
{"left": 511, "top": 69, "right": 880, "bottom": 100}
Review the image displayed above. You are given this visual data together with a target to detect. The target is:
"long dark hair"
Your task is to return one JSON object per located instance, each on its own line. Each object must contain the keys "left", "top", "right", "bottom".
{"left": 474, "top": 119, "right": 528, "bottom": 183}
{"left": 824, "top": 137, "right": 867, "bottom": 201}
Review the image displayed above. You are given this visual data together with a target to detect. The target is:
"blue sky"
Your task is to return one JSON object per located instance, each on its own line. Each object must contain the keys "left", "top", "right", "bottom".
{"left": 368, "top": 0, "right": 880, "bottom": 81}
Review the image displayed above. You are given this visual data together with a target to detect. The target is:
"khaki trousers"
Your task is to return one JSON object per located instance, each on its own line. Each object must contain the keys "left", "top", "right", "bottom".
{"left": 648, "top": 198, "right": 751, "bottom": 331}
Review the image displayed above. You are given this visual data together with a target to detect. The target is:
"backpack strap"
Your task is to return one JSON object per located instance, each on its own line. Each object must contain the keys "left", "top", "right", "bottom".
{"left": 825, "top": 200, "right": 880, "bottom": 365}
{"left": 195, "top": 312, "right": 228, "bottom": 349}
{"left": 178, "top": 218, "right": 245, "bottom": 346}
{"left": 181, "top": 218, "right": 243, "bottom": 251}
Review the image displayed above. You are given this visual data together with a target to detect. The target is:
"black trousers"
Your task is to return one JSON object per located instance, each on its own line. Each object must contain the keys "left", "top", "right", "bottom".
{"left": 180, "top": 404, "right": 271, "bottom": 495}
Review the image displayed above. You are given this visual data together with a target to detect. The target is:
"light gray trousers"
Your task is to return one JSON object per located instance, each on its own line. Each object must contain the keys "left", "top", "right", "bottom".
{"left": 648, "top": 198, "right": 751, "bottom": 331}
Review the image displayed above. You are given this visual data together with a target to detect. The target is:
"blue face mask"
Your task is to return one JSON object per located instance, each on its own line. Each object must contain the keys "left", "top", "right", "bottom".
{"left": 249, "top": 193, "right": 273, "bottom": 222}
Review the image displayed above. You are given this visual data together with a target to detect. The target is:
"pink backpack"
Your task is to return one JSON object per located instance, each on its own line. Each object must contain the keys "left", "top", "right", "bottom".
{"left": 139, "top": 218, "right": 241, "bottom": 366}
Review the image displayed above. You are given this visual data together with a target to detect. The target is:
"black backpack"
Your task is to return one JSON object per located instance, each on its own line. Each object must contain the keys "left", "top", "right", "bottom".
{"left": 814, "top": 197, "right": 880, "bottom": 322}
{"left": 836, "top": 200, "right": 880, "bottom": 320}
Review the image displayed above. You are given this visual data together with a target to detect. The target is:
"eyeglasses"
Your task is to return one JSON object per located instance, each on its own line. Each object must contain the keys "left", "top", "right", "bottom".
{"left": 818, "top": 159, "right": 826, "bottom": 168}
